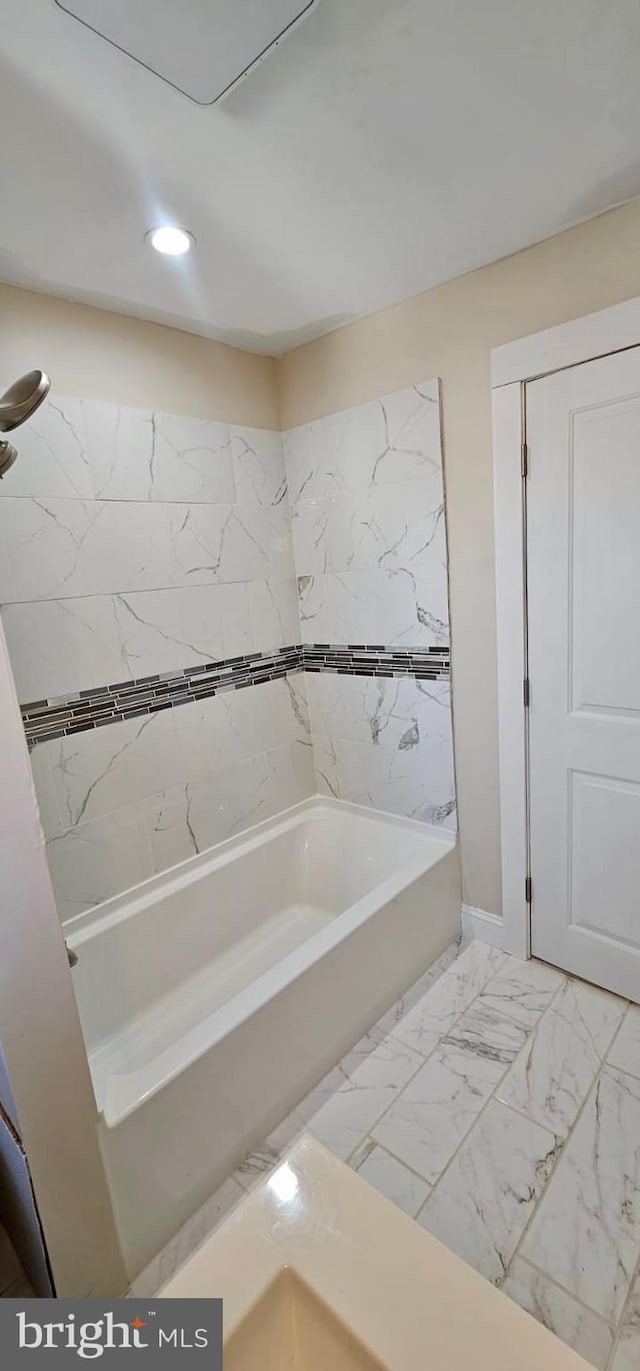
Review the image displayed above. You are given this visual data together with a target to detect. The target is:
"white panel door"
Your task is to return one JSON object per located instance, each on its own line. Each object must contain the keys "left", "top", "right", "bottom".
{"left": 527, "top": 348, "right": 640, "bottom": 1001}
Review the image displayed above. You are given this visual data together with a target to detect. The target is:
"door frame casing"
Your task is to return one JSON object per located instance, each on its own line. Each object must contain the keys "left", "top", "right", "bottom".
{"left": 492, "top": 294, "right": 640, "bottom": 960}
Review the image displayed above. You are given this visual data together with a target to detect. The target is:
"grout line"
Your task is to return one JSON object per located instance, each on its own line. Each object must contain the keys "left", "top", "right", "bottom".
{"left": 351, "top": 1134, "right": 434, "bottom": 1191}
{"left": 606, "top": 1250, "right": 640, "bottom": 1371}
{"left": 514, "top": 1253, "right": 616, "bottom": 1335}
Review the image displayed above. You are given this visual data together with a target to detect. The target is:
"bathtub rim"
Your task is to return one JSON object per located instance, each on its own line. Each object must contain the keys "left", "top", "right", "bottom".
{"left": 66, "top": 797, "right": 457, "bottom": 1130}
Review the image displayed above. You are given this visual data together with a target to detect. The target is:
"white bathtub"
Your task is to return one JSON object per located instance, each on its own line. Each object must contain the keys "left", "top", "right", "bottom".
{"left": 65, "top": 796, "right": 460, "bottom": 1275}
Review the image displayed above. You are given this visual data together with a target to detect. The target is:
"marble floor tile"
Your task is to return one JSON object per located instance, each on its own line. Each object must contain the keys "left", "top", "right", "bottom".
{"left": 441, "top": 1000, "right": 530, "bottom": 1067}
{"left": 305, "top": 1032, "right": 424, "bottom": 1161}
{"left": 521, "top": 1066, "right": 640, "bottom": 1325}
{"left": 501, "top": 1257, "right": 614, "bottom": 1370}
{"left": 497, "top": 979, "right": 626, "bottom": 1139}
{"left": 607, "top": 1006, "right": 640, "bottom": 1083}
{"left": 371, "top": 1043, "right": 505, "bottom": 1184}
{"left": 611, "top": 1268, "right": 640, "bottom": 1371}
{"left": 419, "top": 1100, "right": 559, "bottom": 1285}
{"left": 350, "top": 1140, "right": 431, "bottom": 1217}
{"left": 472, "top": 956, "right": 565, "bottom": 1032}
{"left": 389, "top": 940, "right": 507, "bottom": 1058}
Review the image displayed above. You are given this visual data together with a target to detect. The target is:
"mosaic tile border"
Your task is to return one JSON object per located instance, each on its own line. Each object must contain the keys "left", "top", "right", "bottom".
{"left": 21, "top": 644, "right": 450, "bottom": 748}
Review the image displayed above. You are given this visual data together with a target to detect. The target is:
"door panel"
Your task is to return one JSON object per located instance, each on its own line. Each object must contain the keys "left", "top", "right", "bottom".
{"left": 527, "top": 349, "right": 640, "bottom": 1001}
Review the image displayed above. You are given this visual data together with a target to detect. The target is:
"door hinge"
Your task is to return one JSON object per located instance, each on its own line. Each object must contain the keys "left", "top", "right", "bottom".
{"left": 523, "top": 676, "right": 530, "bottom": 709}
{"left": 521, "top": 441, "right": 528, "bottom": 479}
{"left": 525, "top": 875, "right": 532, "bottom": 905}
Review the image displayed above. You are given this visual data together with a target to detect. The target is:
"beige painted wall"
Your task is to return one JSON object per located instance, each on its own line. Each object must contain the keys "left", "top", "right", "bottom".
{"left": 279, "top": 199, "right": 640, "bottom": 915}
{"left": 0, "top": 283, "right": 280, "bottom": 428}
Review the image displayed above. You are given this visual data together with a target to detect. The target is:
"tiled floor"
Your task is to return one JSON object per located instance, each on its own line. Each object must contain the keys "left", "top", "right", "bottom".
{"left": 133, "top": 939, "right": 640, "bottom": 1370}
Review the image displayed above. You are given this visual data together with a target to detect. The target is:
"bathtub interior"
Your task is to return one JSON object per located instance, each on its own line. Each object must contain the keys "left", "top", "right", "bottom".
{"left": 66, "top": 799, "right": 454, "bottom": 1115}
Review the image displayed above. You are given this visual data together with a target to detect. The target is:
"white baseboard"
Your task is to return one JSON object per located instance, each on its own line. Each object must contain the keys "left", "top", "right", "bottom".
{"left": 461, "top": 904, "right": 504, "bottom": 948}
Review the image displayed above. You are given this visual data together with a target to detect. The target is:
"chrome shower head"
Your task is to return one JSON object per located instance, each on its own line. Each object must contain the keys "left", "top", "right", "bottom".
{"left": 0, "top": 440, "right": 18, "bottom": 479}
{"left": 0, "top": 370, "right": 50, "bottom": 433}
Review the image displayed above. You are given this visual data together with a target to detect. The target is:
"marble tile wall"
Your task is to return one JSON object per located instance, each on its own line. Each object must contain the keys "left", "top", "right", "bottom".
{"left": 0, "top": 395, "right": 312, "bottom": 917}
{"left": 283, "top": 380, "right": 456, "bottom": 829}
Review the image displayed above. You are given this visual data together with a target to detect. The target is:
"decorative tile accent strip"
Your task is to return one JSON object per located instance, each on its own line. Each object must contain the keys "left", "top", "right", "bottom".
{"left": 21, "top": 644, "right": 450, "bottom": 748}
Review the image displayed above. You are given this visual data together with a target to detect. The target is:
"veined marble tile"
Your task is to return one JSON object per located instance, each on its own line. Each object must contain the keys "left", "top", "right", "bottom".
{"left": 46, "top": 806, "right": 155, "bottom": 922}
{"left": 172, "top": 676, "right": 310, "bottom": 782}
{"left": 297, "top": 565, "right": 449, "bottom": 647}
{"left": 350, "top": 1140, "right": 431, "bottom": 1217}
{"left": 230, "top": 426, "right": 287, "bottom": 507}
{"left": 372, "top": 1042, "right": 505, "bottom": 1184}
{"left": 420, "top": 1100, "right": 559, "bottom": 1285}
{"left": 291, "top": 475, "right": 445, "bottom": 578}
{"left": 388, "top": 940, "right": 507, "bottom": 1057}
{"left": 441, "top": 1000, "right": 529, "bottom": 1068}
{"left": 611, "top": 1270, "right": 640, "bottom": 1371}
{"left": 84, "top": 401, "right": 235, "bottom": 504}
{"left": 497, "top": 978, "right": 626, "bottom": 1139}
{"left": 248, "top": 577, "right": 302, "bottom": 651}
{"left": 147, "top": 754, "right": 273, "bottom": 868}
{"left": 266, "top": 739, "right": 315, "bottom": 813}
{"left": 283, "top": 382, "right": 441, "bottom": 503}
{"left": 501, "top": 1258, "right": 614, "bottom": 1370}
{"left": 306, "top": 1031, "right": 423, "bottom": 1161}
{"left": 146, "top": 412, "right": 235, "bottom": 505}
{"left": 0, "top": 396, "right": 93, "bottom": 500}
{"left": 309, "top": 731, "right": 339, "bottom": 798}
{"left": 0, "top": 497, "right": 292, "bottom": 602}
{"left": 522, "top": 1066, "right": 640, "bottom": 1324}
{"left": 3, "top": 584, "right": 255, "bottom": 701}
{"left": 607, "top": 1006, "right": 640, "bottom": 1083}
{"left": 335, "top": 732, "right": 456, "bottom": 827}
{"left": 41, "top": 708, "right": 183, "bottom": 834}
{"left": 472, "top": 957, "right": 565, "bottom": 1032}
{"left": 305, "top": 672, "right": 451, "bottom": 751}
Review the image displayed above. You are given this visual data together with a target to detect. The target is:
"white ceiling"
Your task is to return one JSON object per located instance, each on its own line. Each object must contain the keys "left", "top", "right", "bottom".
{"left": 2, "top": 0, "right": 640, "bottom": 356}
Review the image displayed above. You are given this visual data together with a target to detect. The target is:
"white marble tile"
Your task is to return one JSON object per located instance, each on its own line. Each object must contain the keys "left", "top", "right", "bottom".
{"left": 0, "top": 497, "right": 292, "bottom": 602}
{"left": 146, "top": 754, "right": 273, "bottom": 869}
{"left": 607, "top": 1006, "right": 640, "bottom": 1083}
{"left": 472, "top": 957, "right": 565, "bottom": 1032}
{"left": 501, "top": 1258, "right": 614, "bottom": 1370}
{"left": 84, "top": 401, "right": 234, "bottom": 504}
{"left": 43, "top": 708, "right": 183, "bottom": 833}
{"left": 306, "top": 1032, "right": 423, "bottom": 1161}
{"left": 372, "top": 1042, "right": 505, "bottom": 1184}
{"left": 389, "top": 941, "right": 507, "bottom": 1057}
{"left": 522, "top": 1066, "right": 640, "bottom": 1324}
{"left": 129, "top": 1176, "right": 244, "bottom": 1297}
{"left": 309, "top": 730, "right": 340, "bottom": 798}
{"left": 441, "top": 999, "right": 530, "bottom": 1066}
{"left": 266, "top": 739, "right": 315, "bottom": 813}
{"left": 3, "top": 584, "right": 255, "bottom": 701}
{"left": 0, "top": 395, "right": 93, "bottom": 500}
{"left": 283, "top": 382, "right": 441, "bottom": 503}
{"left": 335, "top": 732, "right": 456, "bottom": 827}
{"left": 291, "top": 475, "right": 445, "bottom": 578}
{"left": 498, "top": 979, "right": 626, "bottom": 1139}
{"left": 248, "top": 577, "right": 301, "bottom": 650}
{"left": 420, "top": 1100, "right": 560, "bottom": 1285}
{"left": 297, "top": 565, "right": 449, "bottom": 648}
{"left": 82, "top": 400, "right": 156, "bottom": 501}
{"left": 230, "top": 426, "right": 287, "bottom": 507}
{"left": 305, "top": 672, "right": 451, "bottom": 750}
{"left": 46, "top": 806, "right": 155, "bottom": 921}
{"left": 147, "top": 412, "right": 235, "bottom": 504}
{"left": 350, "top": 1140, "right": 431, "bottom": 1217}
{"left": 611, "top": 1270, "right": 640, "bottom": 1371}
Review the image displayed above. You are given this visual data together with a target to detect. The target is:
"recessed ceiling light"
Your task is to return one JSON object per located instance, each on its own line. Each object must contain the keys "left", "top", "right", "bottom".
{"left": 146, "top": 226, "right": 195, "bottom": 257}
